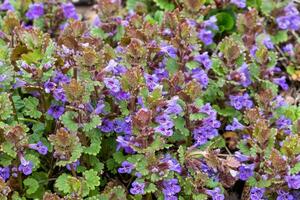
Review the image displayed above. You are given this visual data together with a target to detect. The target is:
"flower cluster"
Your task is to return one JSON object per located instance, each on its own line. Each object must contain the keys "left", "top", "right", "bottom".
{"left": 0, "top": 0, "right": 300, "bottom": 199}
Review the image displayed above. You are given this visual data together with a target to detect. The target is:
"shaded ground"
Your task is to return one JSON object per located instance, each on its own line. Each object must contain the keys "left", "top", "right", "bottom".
{"left": 75, "top": 4, "right": 97, "bottom": 23}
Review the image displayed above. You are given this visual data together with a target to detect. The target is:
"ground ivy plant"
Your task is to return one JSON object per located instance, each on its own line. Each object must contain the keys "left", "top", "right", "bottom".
{"left": 0, "top": 0, "right": 300, "bottom": 199}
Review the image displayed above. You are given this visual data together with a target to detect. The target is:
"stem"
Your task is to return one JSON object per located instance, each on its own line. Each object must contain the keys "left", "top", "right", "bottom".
{"left": 18, "top": 117, "right": 39, "bottom": 123}
{"left": 9, "top": 92, "right": 19, "bottom": 123}
{"left": 70, "top": 164, "right": 77, "bottom": 177}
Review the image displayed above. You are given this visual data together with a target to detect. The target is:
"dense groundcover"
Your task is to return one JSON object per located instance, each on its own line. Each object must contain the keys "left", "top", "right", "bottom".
{"left": 2, "top": 0, "right": 300, "bottom": 199}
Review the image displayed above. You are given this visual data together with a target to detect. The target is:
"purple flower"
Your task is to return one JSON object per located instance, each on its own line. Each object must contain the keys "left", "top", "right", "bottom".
{"left": 104, "top": 77, "right": 121, "bottom": 93}
{"left": 194, "top": 52, "right": 212, "bottom": 70}
{"left": 284, "top": 3, "right": 299, "bottom": 16}
{"left": 203, "top": 16, "right": 219, "bottom": 30}
{"left": 104, "top": 60, "right": 127, "bottom": 75}
{"left": 118, "top": 161, "right": 135, "bottom": 174}
{"left": 230, "top": 0, "right": 246, "bottom": 8}
{"left": 44, "top": 80, "right": 56, "bottom": 93}
{"left": 285, "top": 175, "right": 300, "bottom": 189}
{"left": 61, "top": 3, "right": 78, "bottom": 20}
{"left": 66, "top": 160, "right": 80, "bottom": 171}
{"left": 165, "top": 96, "right": 183, "bottom": 115}
{"left": 154, "top": 125, "right": 173, "bottom": 137}
{"left": 283, "top": 44, "right": 294, "bottom": 56}
{"left": 277, "top": 190, "right": 294, "bottom": 200}
{"left": 116, "top": 136, "right": 135, "bottom": 154}
{"left": 93, "top": 16, "right": 101, "bottom": 26}
{"left": 237, "top": 63, "right": 252, "bottom": 87}
{"left": 277, "top": 16, "right": 290, "bottom": 30}
{"left": 226, "top": 118, "right": 245, "bottom": 131}
{"left": 289, "top": 15, "right": 300, "bottom": 30}
{"left": 250, "top": 187, "right": 265, "bottom": 200}
{"left": 206, "top": 187, "right": 225, "bottom": 200}
{"left": 161, "top": 44, "right": 177, "bottom": 58}
{"left": 191, "top": 69, "right": 209, "bottom": 88}
{"left": 163, "top": 179, "right": 181, "bottom": 199}
{"left": 263, "top": 36, "right": 274, "bottom": 50}
{"left": 48, "top": 105, "right": 65, "bottom": 119}
{"left": 272, "top": 95, "right": 287, "bottom": 108}
{"left": 100, "top": 119, "right": 114, "bottom": 133}
{"left": 273, "top": 76, "right": 289, "bottom": 91}
{"left": 113, "top": 119, "right": 127, "bottom": 133}
{"left": 276, "top": 116, "right": 292, "bottom": 130}
{"left": 53, "top": 71, "right": 70, "bottom": 84}
{"left": 13, "top": 78, "right": 26, "bottom": 89}
{"left": 0, "top": 167, "right": 10, "bottom": 181}
{"left": 28, "top": 141, "right": 48, "bottom": 155}
{"left": 94, "top": 102, "right": 105, "bottom": 115}
{"left": 144, "top": 73, "right": 159, "bottom": 91}
{"left": 0, "top": 0, "right": 14, "bottom": 11}
{"left": 200, "top": 103, "right": 217, "bottom": 118}
{"left": 198, "top": 29, "right": 214, "bottom": 45}
{"left": 239, "top": 164, "right": 255, "bottom": 181}
{"left": 161, "top": 154, "right": 182, "bottom": 173}
{"left": 18, "top": 157, "right": 33, "bottom": 175}
{"left": 130, "top": 181, "right": 145, "bottom": 195}
{"left": 53, "top": 87, "right": 67, "bottom": 102}
{"left": 229, "top": 93, "right": 253, "bottom": 110}
{"left": 26, "top": 3, "right": 44, "bottom": 20}
{"left": 234, "top": 151, "right": 249, "bottom": 162}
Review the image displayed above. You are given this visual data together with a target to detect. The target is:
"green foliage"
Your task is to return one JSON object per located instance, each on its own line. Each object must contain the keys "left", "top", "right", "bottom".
{"left": 153, "top": 0, "right": 175, "bottom": 11}
{"left": 60, "top": 111, "right": 79, "bottom": 132}
{"left": 0, "top": 92, "right": 13, "bottom": 120}
{"left": 83, "top": 169, "right": 101, "bottom": 191}
{"left": 23, "top": 97, "right": 42, "bottom": 119}
{"left": 216, "top": 12, "right": 235, "bottom": 32}
{"left": 24, "top": 178, "right": 39, "bottom": 195}
{"left": 55, "top": 173, "right": 72, "bottom": 194}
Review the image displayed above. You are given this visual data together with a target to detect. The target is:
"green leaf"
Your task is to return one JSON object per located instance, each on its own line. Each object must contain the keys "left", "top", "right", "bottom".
{"left": 113, "top": 25, "right": 125, "bottom": 41}
{"left": 166, "top": 58, "right": 179, "bottom": 75}
{"left": 24, "top": 178, "right": 39, "bottom": 195}
{"left": 211, "top": 58, "right": 227, "bottom": 77}
{"left": 60, "top": 111, "right": 79, "bottom": 132}
{"left": 91, "top": 27, "right": 109, "bottom": 39}
{"left": 290, "top": 162, "right": 300, "bottom": 175}
{"left": 113, "top": 151, "right": 126, "bottom": 164}
{"left": 83, "top": 115, "right": 101, "bottom": 132}
{"left": 213, "top": 105, "right": 241, "bottom": 118}
{"left": 0, "top": 154, "right": 13, "bottom": 166}
{"left": 271, "top": 31, "right": 288, "bottom": 44}
{"left": 190, "top": 113, "right": 206, "bottom": 121}
{"left": 23, "top": 97, "right": 42, "bottom": 119}
{"left": 256, "top": 179, "right": 271, "bottom": 188}
{"left": 153, "top": 0, "right": 175, "bottom": 11}
{"left": 55, "top": 174, "right": 71, "bottom": 194}
{"left": 193, "top": 194, "right": 208, "bottom": 200}
{"left": 247, "top": 177, "right": 257, "bottom": 187}
{"left": 83, "top": 169, "right": 100, "bottom": 190}
{"left": 2, "top": 141, "right": 17, "bottom": 158}
{"left": 260, "top": 0, "right": 276, "bottom": 15}
{"left": 119, "top": 101, "right": 129, "bottom": 116}
{"left": 25, "top": 153, "right": 40, "bottom": 171}
{"left": 56, "top": 144, "right": 82, "bottom": 166}
{"left": 0, "top": 92, "right": 13, "bottom": 120}
{"left": 216, "top": 12, "right": 235, "bottom": 32}
{"left": 173, "top": 117, "right": 189, "bottom": 137}
{"left": 237, "top": 141, "right": 251, "bottom": 156}
{"left": 186, "top": 61, "right": 199, "bottom": 70}
{"left": 83, "top": 129, "right": 102, "bottom": 156}
{"left": 21, "top": 50, "right": 43, "bottom": 64}
{"left": 0, "top": 99, "right": 12, "bottom": 121}
{"left": 145, "top": 183, "right": 157, "bottom": 193}
{"left": 246, "top": 0, "right": 262, "bottom": 8}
